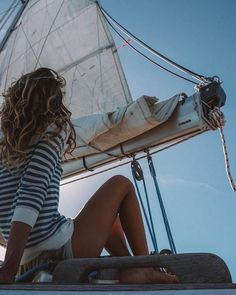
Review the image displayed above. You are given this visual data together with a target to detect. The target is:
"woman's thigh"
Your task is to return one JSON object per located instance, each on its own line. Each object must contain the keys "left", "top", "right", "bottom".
{"left": 71, "top": 175, "right": 132, "bottom": 258}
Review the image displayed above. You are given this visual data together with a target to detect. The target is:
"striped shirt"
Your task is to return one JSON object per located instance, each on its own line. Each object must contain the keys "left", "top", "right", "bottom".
{"left": 0, "top": 126, "right": 73, "bottom": 264}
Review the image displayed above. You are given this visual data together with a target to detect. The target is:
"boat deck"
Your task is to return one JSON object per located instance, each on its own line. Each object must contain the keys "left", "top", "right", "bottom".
{"left": 1, "top": 253, "right": 235, "bottom": 294}
{"left": 0, "top": 282, "right": 235, "bottom": 294}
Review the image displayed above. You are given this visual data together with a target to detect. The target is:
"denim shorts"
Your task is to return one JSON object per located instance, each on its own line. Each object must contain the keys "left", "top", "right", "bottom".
{"left": 18, "top": 238, "right": 74, "bottom": 276}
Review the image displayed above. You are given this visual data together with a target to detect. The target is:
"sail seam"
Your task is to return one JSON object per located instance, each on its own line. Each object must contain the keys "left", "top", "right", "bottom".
{"left": 34, "top": 0, "right": 65, "bottom": 69}
{"left": 59, "top": 44, "right": 114, "bottom": 75}
{"left": 3, "top": 24, "right": 20, "bottom": 91}
{"left": 97, "top": 3, "right": 132, "bottom": 103}
{"left": 20, "top": 23, "right": 41, "bottom": 66}
{"left": 0, "top": 4, "right": 102, "bottom": 78}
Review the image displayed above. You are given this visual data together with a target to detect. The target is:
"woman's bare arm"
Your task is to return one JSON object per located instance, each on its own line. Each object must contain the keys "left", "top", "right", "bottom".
{"left": 0, "top": 221, "right": 31, "bottom": 283}
{"left": 0, "top": 233, "right": 6, "bottom": 248}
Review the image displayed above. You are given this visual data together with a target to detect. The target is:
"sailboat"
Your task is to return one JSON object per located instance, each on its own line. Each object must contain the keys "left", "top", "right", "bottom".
{"left": 0, "top": 0, "right": 235, "bottom": 293}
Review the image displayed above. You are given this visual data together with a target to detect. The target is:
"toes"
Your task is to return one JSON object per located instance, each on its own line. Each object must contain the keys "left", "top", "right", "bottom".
{"left": 164, "top": 273, "right": 179, "bottom": 283}
{"left": 156, "top": 272, "right": 179, "bottom": 283}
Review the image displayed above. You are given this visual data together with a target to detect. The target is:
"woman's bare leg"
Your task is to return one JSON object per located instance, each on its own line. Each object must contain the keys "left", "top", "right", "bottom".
{"left": 71, "top": 175, "right": 178, "bottom": 283}
{"left": 72, "top": 175, "right": 148, "bottom": 257}
{"left": 105, "top": 216, "right": 130, "bottom": 256}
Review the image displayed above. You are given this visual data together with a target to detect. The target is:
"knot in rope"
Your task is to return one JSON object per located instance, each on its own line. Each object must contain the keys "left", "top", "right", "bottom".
{"left": 208, "top": 106, "right": 226, "bottom": 129}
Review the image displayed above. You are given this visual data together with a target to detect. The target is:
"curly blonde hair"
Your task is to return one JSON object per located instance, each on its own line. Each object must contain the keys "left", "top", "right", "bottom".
{"left": 0, "top": 67, "right": 76, "bottom": 171}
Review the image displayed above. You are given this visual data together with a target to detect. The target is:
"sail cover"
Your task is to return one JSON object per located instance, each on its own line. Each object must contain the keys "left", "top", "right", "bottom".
{"left": 0, "top": 0, "right": 132, "bottom": 117}
{"left": 68, "top": 94, "right": 180, "bottom": 160}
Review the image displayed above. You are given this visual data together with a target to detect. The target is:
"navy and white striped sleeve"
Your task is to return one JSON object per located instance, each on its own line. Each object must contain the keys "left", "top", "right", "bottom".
{"left": 11, "top": 132, "right": 65, "bottom": 227}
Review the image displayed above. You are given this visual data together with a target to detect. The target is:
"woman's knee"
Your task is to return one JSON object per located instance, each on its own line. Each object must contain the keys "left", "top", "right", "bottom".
{"left": 108, "top": 175, "right": 134, "bottom": 192}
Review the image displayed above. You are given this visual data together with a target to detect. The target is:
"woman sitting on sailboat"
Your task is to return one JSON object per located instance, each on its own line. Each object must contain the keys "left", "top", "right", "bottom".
{"left": 0, "top": 67, "right": 178, "bottom": 284}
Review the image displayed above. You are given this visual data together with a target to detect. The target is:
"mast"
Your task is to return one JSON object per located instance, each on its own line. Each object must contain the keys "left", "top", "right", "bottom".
{"left": 0, "top": 0, "right": 29, "bottom": 53}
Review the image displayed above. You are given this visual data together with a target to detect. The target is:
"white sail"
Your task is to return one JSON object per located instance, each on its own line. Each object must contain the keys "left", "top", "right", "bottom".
{"left": 0, "top": 0, "right": 132, "bottom": 117}
{"left": 0, "top": 0, "right": 221, "bottom": 179}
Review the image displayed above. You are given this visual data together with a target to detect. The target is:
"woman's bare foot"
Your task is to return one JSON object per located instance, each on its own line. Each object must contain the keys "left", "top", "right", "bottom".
{"left": 119, "top": 268, "right": 179, "bottom": 284}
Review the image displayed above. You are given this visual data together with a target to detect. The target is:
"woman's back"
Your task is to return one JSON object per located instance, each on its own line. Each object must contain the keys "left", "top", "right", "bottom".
{"left": 0, "top": 68, "right": 76, "bottom": 265}
{"left": 0, "top": 126, "right": 73, "bottom": 265}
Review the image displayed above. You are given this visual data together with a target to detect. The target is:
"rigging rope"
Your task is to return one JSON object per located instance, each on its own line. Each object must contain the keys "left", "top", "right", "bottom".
{"left": 146, "top": 150, "right": 177, "bottom": 254}
{"left": 0, "top": 0, "right": 17, "bottom": 22}
{"left": 99, "top": 5, "right": 207, "bottom": 83}
{"left": 0, "top": 0, "right": 18, "bottom": 31}
{"left": 100, "top": 10, "right": 198, "bottom": 85}
{"left": 131, "top": 159, "right": 159, "bottom": 252}
{"left": 0, "top": 1, "right": 20, "bottom": 18}
{"left": 0, "top": 0, "right": 29, "bottom": 53}
{"left": 208, "top": 107, "right": 236, "bottom": 192}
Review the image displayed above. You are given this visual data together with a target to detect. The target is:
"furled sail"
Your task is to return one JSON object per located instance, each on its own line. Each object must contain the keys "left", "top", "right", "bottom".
{"left": 63, "top": 91, "right": 209, "bottom": 178}
{"left": 70, "top": 95, "right": 180, "bottom": 160}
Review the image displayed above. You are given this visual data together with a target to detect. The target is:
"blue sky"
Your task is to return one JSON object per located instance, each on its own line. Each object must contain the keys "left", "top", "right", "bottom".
{"left": 1, "top": 0, "right": 236, "bottom": 282}
{"left": 96, "top": 0, "right": 236, "bottom": 281}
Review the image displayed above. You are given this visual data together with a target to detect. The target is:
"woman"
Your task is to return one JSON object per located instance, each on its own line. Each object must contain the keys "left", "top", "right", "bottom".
{"left": 0, "top": 68, "right": 178, "bottom": 284}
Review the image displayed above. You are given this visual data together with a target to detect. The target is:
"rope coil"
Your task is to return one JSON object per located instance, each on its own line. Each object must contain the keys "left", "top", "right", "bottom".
{"left": 208, "top": 106, "right": 226, "bottom": 129}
